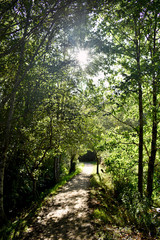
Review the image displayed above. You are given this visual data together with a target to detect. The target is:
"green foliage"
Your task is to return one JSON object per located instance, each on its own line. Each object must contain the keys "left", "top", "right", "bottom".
{"left": 121, "top": 191, "right": 153, "bottom": 231}
{"left": 0, "top": 164, "right": 82, "bottom": 240}
{"left": 0, "top": 0, "right": 160, "bottom": 233}
{"left": 94, "top": 209, "right": 108, "bottom": 223}
{"left": 90, "top": 170, "right": 160, "bottom": 239}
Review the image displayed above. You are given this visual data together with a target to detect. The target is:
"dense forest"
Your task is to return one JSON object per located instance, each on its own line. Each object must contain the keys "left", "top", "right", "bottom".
{"left": 0, "top": 0, "right": 160, "bottom": 238}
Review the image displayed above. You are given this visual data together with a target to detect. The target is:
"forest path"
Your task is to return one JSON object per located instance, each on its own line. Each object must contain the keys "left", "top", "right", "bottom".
{"left": 23, "top": 163, "right": 97, "bottom": 240}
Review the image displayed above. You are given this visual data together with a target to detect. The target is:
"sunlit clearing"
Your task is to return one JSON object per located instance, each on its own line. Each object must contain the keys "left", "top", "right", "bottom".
{"left": 76, "top": 49, "right": 89, "bottom": 68}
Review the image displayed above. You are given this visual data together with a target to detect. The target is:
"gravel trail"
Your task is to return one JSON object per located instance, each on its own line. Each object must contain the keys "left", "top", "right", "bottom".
{"left": 23, "top": 163, "right": 97, "bottom": 240}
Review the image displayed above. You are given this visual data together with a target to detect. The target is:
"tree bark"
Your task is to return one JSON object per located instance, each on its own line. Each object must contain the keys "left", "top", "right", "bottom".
{"left": 54, "top": 156, "right": 61, "bottom": 184}
{"left": 69, "top": 154, "right": 76, "bottom": 173}
{"left": 94, "top": 151, "right": 99, "bottom": 175}
{"left": 138, "top": 83, "right": 143, "bottom": 197}
{"left": 147, "top": 88, "right": 157, "bottom": 199}
{"left": 0, "top": 153, "right": 7, "bottom": 225}
{"left": 147, "top": 15, "right": 158, "bottom": 199}
{"left": 134, "top": 16, "right": 143, "bottom": 197}
{"left": 0, "top": 92, "right": 16, "bottom": 224}
{"left": 32, "top": 179, "right": 38, "bottom": 199}
{"left": 147, "top": 78, "right": 157, "bottom": 198}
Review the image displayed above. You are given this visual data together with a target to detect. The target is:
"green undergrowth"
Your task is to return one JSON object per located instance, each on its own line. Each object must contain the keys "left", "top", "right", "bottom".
{"left": 0, "top": 164, "right": 83, "bottom": 240}
{"left": 90, "top": 170, "right": 160, "bottom": 240}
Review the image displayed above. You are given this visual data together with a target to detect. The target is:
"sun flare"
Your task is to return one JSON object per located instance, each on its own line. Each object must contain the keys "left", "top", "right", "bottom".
{"left": 76, "top": 49, "right": 89, "bottom": 68}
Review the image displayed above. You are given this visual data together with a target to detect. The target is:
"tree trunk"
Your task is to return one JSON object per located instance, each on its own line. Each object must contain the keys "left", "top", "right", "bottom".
{"left": 147, "top": 81, "right": 157, "bottom": 198}
{"left": 54, "top": 156, "right": 60, "bottom": 183}
{"left": 0, "top": 153, "right": 7, "bottom": 225}
{"left": 69, "top": 154, "right": 76, "bottom": 173}
{"left": 97, "top": 160, "right": 99, "bottom": 175}
{"left": 94, "top": 151, "right": 99, "bottom": 175}
{"left": 147, "top": 16, "right": 158, "bottom": 199}
{"left": 138, "top": 83, "right": 143, "bottom": 197}
{"left": 134, "top": 16, "right": 143, "bottom": 197}
{"left": 32, "top": 179, "right": 38, "bottom": 199}
{"left": 0, "top": 92, "right": 16, "bottom": 224}
{"left": 147, "top": 14, "right": 158, "bottom": 199}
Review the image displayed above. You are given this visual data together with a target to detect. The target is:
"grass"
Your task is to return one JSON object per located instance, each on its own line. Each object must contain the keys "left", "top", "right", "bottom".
{"left": 0, "top": 164, "right": 83, "bottom": 240}
{"left": 90, "top": 173, "right": 132, "bottom": 239}
{"left": 89, "top": 168, "right": 160, "bottom": 240}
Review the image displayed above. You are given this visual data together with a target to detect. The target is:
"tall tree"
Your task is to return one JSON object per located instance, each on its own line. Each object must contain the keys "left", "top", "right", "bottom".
{"left": 89, "top": 0, "right": 160, "bottom": 198}
{"left": 146, "top": 3, "right": 160, "bottom": 199}
{"left": 0, "top": 0, "right": 86, "bottom": 224}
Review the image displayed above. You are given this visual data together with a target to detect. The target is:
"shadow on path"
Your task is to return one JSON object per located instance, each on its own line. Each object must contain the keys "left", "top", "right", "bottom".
{"left": 22, "top": 163, "right": 97, "bottom": 240}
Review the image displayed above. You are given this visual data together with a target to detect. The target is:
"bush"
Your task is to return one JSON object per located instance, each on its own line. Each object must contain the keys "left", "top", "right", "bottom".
{"left": 91, "top": 170, "right": 159, "bottom": 238}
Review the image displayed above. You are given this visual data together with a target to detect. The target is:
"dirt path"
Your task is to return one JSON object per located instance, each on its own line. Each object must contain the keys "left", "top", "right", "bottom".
{"left": 23, "top": 163, "right": 97, "bottom": 240}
